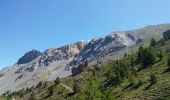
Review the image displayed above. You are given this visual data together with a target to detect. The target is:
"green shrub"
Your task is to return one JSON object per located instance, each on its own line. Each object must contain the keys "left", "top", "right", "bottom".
{"left": 150, "top": 38, "right": 157, "bottom": 47}
{"left": 149, "top": 73, "right": 157, "bottom": 85}
{"left": 73, "top": 82, "right": 80, "bottom": 94}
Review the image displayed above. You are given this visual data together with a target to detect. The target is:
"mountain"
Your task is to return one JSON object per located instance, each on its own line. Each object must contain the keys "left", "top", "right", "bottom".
{"left": 0, "top": 42, "right": 86, "bottom": 94}
{"left": 0, "top": 23, "right": 170, "bottom": 95}
{"left": 69, "top": 32, "right": 142, "bottom": 66}
{"left": 39, "top": 41, "right": 86, "bottom": 66}
{"left": 2, "top": 25, "right": 170, "bottom": 100}
{"left": 69, "top": 24, "right": 170, "bottom": 66}
{"left": 127, "top": 24, "right": 170, "bottom": 40}
{"left": 17, "top": 50, "right": 43, "bottom": 65}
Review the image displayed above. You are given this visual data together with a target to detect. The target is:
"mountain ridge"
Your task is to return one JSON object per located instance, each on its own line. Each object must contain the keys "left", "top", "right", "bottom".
{"left": 15, "top": 23, "right": 170, "bottom": 67}
{"left": 0, "top": 23, "right": 170, "bottom": 95}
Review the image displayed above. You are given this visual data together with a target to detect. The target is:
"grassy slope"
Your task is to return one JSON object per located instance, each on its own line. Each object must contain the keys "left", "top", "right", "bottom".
{"left": 5, "top": 41, "right": 170, "bottom": 100}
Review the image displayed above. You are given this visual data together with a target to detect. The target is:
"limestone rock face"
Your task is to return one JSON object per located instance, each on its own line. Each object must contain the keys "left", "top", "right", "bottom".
{"left": 17, "top": 50, "right": 42, "bottom": 65}
{"left": 39, "top": 42, "right": 87, "bottom": 66}
{"left": 69, "top": 32, "right": 142, "bottom": 65}
{"left": 16, "top": 42, "right": 87, "bottom": 66}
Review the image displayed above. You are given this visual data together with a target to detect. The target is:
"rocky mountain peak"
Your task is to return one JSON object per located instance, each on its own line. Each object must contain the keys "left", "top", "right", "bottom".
{"left": 69, "top": 32, "right": 142, "bottom": 66}
{"left": 39, "top": 42, "right": 87, "bottom": 66}
{"left": 17, "top": 49, "right": 42, "bottom": 65}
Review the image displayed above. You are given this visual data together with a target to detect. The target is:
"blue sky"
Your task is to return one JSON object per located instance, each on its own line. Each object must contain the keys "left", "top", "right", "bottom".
{"left": 0, "top": 0, "right": 170, "bottom": 68}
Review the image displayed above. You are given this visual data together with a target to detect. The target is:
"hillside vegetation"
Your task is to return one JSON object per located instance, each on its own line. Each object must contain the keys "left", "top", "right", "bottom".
{"left": 2, "top": 30, "right": 170, "bottom": 100}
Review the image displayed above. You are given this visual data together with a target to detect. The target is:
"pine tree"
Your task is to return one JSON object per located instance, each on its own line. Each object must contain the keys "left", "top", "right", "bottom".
{"left": 137, "top": 46, "right": 144, "bottom": 64}
{"left": 73, "top": 82, "right": 80, "bottom": 94}
{"left": 84, "top": 78, "right": 97, "bottom": 100}
{"left": 130, "top": 56, "right": 135, "bottom": 67}
{"left": 105, "top": 70, "right": 113, "bottom": 80}
{"left": 148, "top": 48, "right": 156, "bottom": 65}
{"left": 46, "top": 86, "right": 54, "bottom": 98}
{"left": 159, "top": 50, "right": 163, "bottom": 60}
{"left": 150, "top": 38, "right": 157, "bottom": 47}
{"left": 141, "top": 47, "right": 156, "bottom": 67}
{"left": 158, "top": 39, "right": 165, "bottom": 46}
{"left": 55, "top": 77, "right": 60, "bottom": 85}
{"left": 137, "top": 46, "right": 157, "bottom": 67}
{"left": 117, "top": 60, "right": 131, "bottom": 79}
{"left": 115, "top": 71, "right": 122, "bottom": 85}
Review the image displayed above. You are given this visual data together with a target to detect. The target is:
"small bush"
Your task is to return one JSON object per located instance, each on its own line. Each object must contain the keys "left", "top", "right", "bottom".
{"left": 150, "top": 38, "right": 157, "bottom": 47}
{"left": 149, "top": 73, "right": 157, "bottom": 85}
{"left": 73, "top": 82, "right": 80, "bottom": 94}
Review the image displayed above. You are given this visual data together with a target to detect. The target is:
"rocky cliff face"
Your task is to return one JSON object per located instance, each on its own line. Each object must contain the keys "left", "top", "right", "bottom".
{"left": 16, "top": 42, "right": 86, "bottom": 66}
{"left": 17, "top": 50, "right": 42, "bottom": 65}
{"left": 39, "top": 42, "right": 87, "bottom": 66}
{"left": 69, "top": 32, "right": 142, "bottom": 66}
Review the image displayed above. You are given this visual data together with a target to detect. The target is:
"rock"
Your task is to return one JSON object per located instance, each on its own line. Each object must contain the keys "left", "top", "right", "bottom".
{"left": 25, "top": 65, "right": 35, "bottom": 72}
{"left": 15, "top": 67, "right": 24, "bottom": 74}
{"left": 17, "top": 50, "right": 42, "bottom": 64}
{"left": 15, "top": 74, "right": 23, "bottom": 81}
{"left": 69, "top": 32, "right": 142, "bottom": 66}
{"left": 39, "top": 42, "right": 86, "bottom": 66}
{"left": 0, "top": 73, "right": 4, "bottom": 77}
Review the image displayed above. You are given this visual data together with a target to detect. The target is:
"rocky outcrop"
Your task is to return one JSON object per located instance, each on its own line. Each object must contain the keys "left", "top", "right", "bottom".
{"left": 17, "top": 50, "right": 42, "bottom": 64}
{"left": 17, "top": 42, "right": 86, "bottom": 66}
{"left": 39, "top": 42, "right": 87, "bottom": 66}
{"left": 69, "top": 32, "right": 142, "bottom": 65}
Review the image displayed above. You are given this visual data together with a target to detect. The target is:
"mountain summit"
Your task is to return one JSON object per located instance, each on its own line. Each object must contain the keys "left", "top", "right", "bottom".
{"left": 69, "top": 32, "right": 142, "bottom": 66}
{"left": 17, "top": 49, "right": 42, "bottom": 65}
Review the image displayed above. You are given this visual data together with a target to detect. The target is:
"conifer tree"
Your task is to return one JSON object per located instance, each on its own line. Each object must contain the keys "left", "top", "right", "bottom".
{"left": 137, "top": 46, "right": 144, "bottom": 64}
{"left": 130, "top": 56, "right": 135, "bottom": 67}
{"left": 73, "top": 82, "right": 80, "bottom": 94}
{"left": 55, "top": 77, "right": 60, "bottom": 85}
{"left": 158, "top": 39, "right": 165, "bottom": 46}
{"left": 105, "top": 70, "right": 113, "bottom": 80}
{"left": 150, "top": 38, "right": 157, "bottom": 47}
{"left": 159, "top": 50, "right": 163, "bottom": 60}
{"left": 115, "top": 71, "right": 122, "bottom": 85}
{"left": 137, "top": 46, "right": 157, "bottom": 67}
